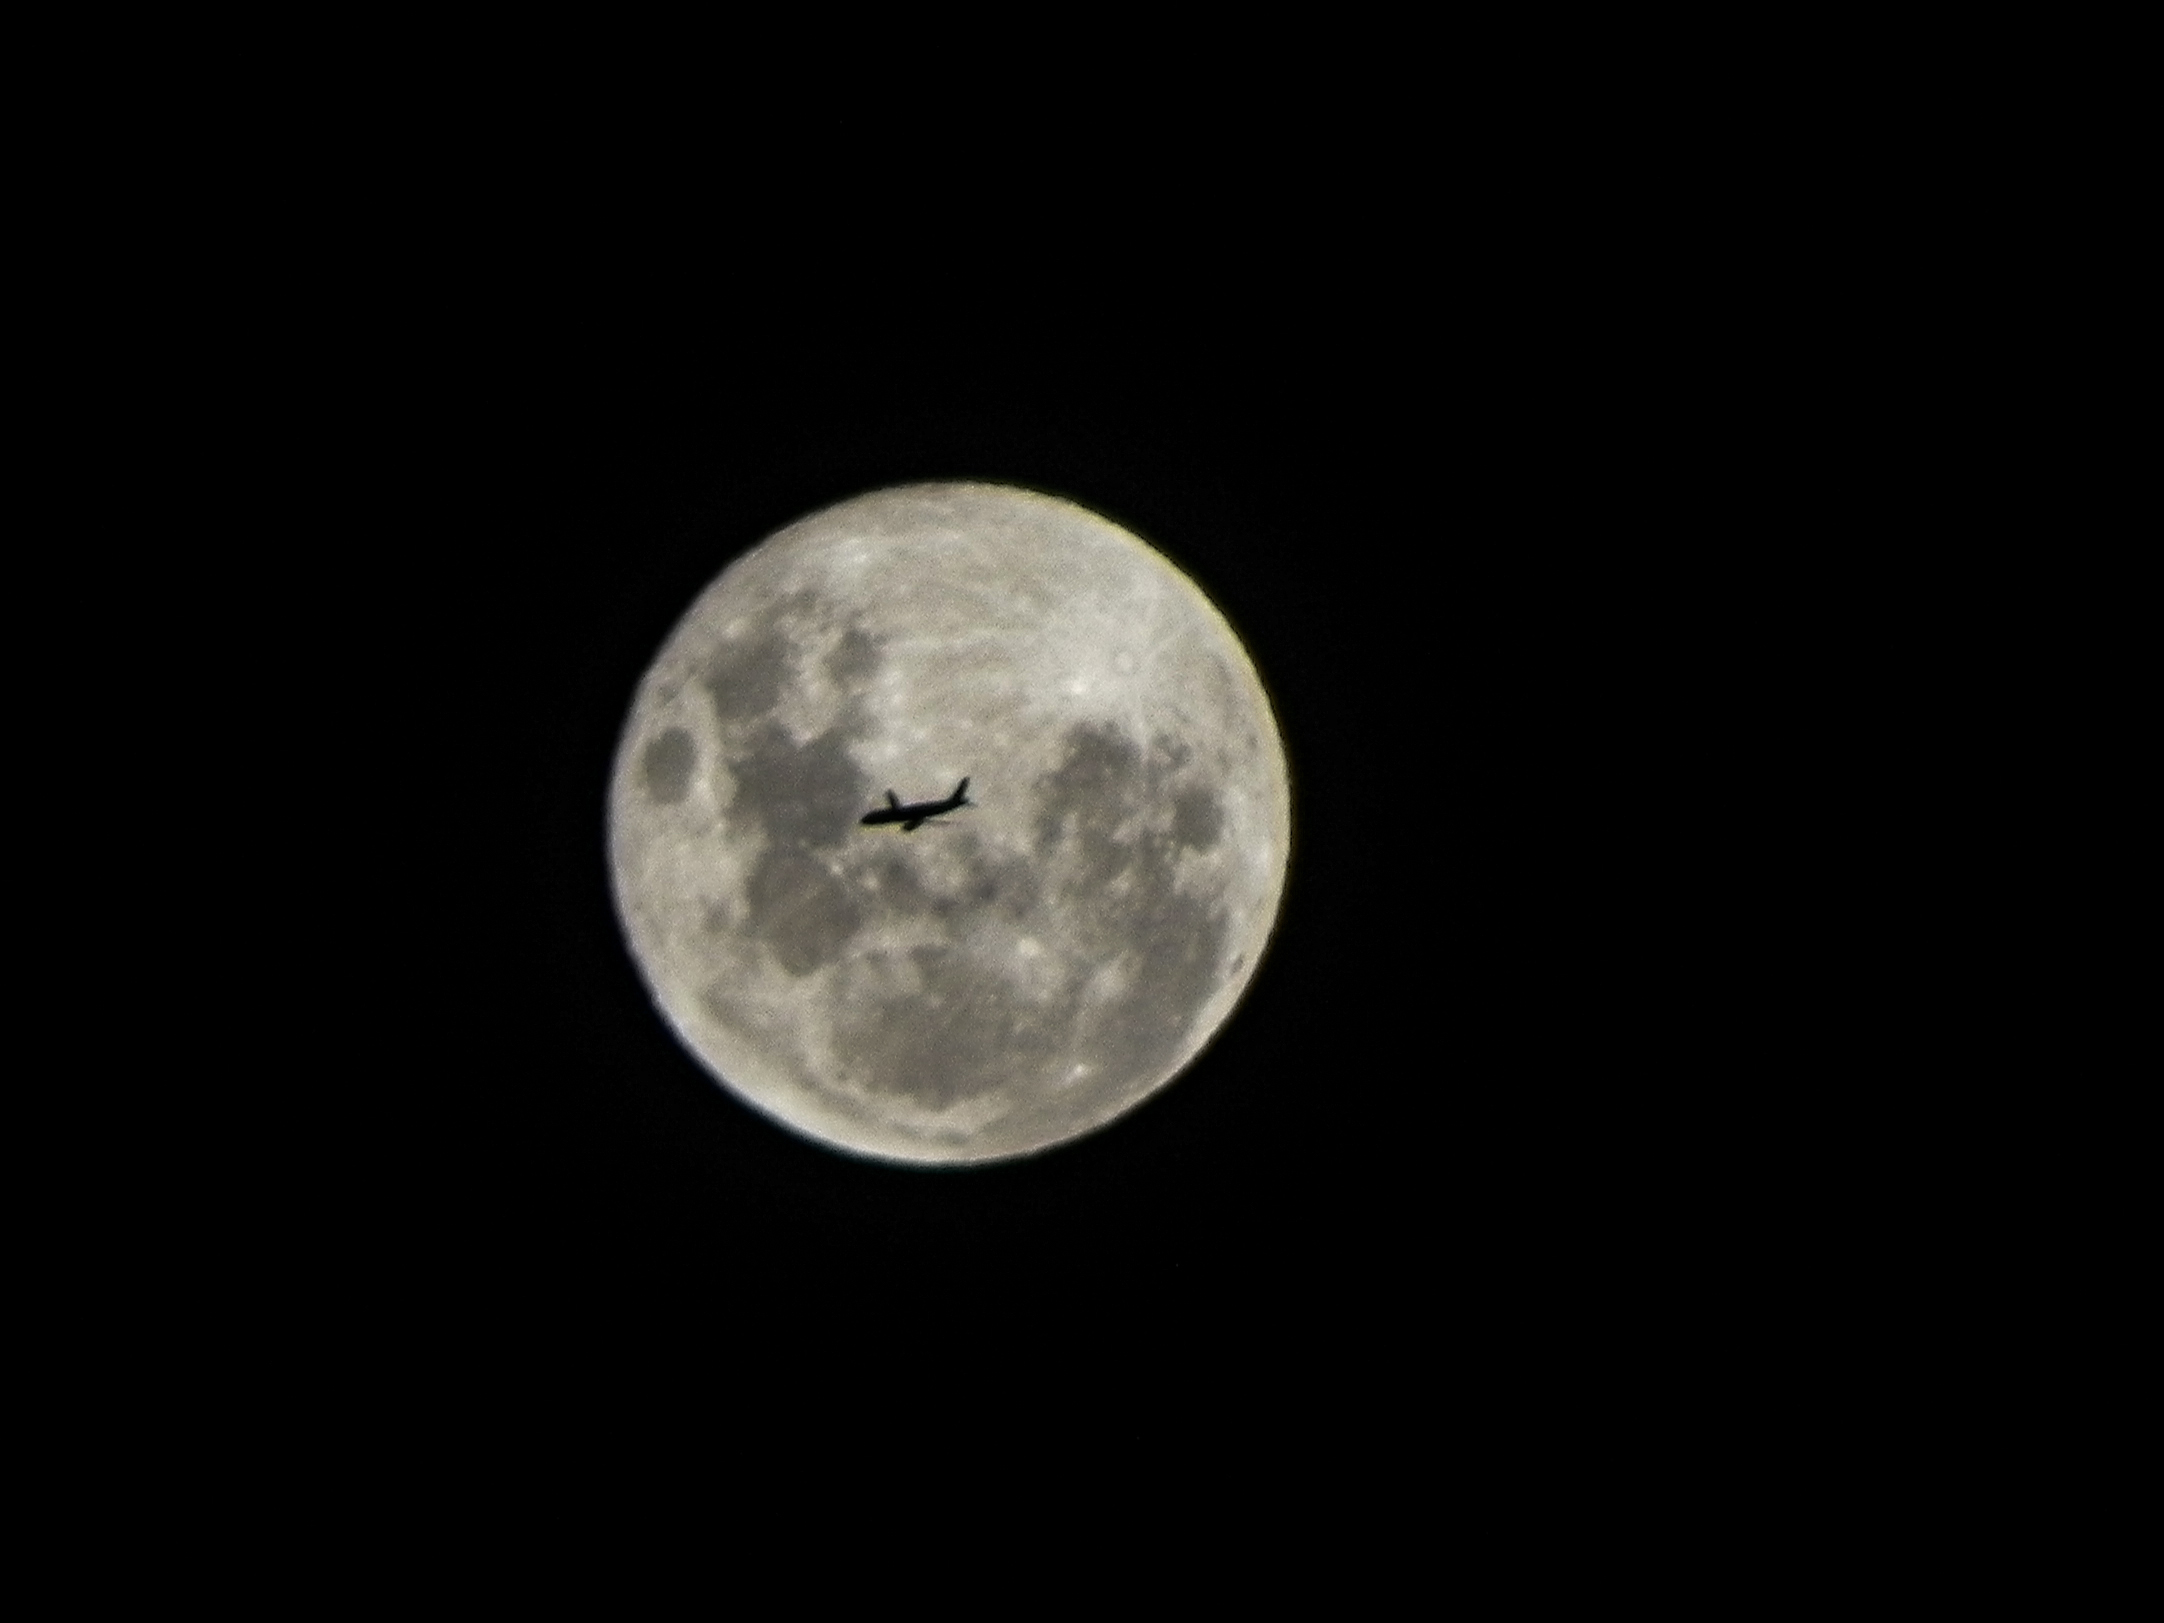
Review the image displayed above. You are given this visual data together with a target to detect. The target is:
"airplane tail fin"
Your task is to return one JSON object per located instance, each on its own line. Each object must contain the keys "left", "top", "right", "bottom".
{"left": 954, "top": 777, "right": 971, "bottom": 805}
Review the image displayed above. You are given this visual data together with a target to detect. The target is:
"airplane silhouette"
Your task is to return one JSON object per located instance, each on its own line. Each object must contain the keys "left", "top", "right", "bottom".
{"left": 859, "top": 778, "right": 972, "bottom": 832}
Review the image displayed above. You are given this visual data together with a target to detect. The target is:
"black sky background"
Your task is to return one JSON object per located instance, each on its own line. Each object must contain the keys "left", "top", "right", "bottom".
{"left": 101, "top": 38, "right": 2037, "bottom": 1549}
{"left": 70, "top": 49, "right": 1984, "bottom": 1546}
{"left": 362, "top": 234, "right": 1849, "bottom": 1447}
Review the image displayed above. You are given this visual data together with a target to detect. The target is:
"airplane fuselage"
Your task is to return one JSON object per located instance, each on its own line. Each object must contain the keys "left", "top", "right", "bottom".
{"left": 860, "top": 778, "right": 971, "bottom": 832}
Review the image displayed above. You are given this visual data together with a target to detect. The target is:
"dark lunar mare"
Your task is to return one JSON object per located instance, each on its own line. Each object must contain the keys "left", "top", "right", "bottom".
{"left": 641, "top": 727, "right": 696, "bottom": 804}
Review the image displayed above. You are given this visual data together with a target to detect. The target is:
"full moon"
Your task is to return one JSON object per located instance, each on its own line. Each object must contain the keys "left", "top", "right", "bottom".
{"left": 606, "top": 482, "right": 1291, "bottom": 1164}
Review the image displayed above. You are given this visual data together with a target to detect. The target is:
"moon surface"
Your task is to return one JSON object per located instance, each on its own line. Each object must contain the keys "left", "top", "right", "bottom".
{"left": 607, "top": 482, "right": 1291, "bottom": 1164}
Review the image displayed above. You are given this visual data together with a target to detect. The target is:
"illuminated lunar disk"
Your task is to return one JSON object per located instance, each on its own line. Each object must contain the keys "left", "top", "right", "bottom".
{"left": 607, "top": 482, "right": 1291, "bottom": 1164}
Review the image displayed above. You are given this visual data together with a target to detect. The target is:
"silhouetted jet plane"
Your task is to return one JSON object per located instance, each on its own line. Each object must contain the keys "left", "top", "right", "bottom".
{"left": 859, "top": 778, "right": 972, "bottom": 832}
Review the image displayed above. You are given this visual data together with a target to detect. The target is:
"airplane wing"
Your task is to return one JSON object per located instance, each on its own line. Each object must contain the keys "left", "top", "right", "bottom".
{"left": 886, "top": 790, "right": 901, "bottom": 810}
{"left": 903, "top": 817, "right": 925, "bottom": 832}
